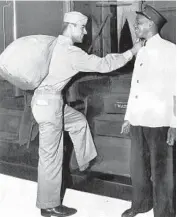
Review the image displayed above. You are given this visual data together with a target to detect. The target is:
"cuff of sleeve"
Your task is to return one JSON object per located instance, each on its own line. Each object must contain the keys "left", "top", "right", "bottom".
{"left": 124, "top": 113, "right": 129, "bottom": 121}
{"left": 170, "top": 116, "right": 176, "bottom": 128}
{"left": 123, "top": 50, "right": 133, "bottom": 61}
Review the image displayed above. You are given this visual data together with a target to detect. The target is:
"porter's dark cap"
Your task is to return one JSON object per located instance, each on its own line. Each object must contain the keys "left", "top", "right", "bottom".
{"left": 136, "top": 4, "right": 167, "bottom": 30}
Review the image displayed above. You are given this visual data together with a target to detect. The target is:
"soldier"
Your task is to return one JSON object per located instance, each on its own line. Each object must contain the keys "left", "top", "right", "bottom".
{"left": 31, "top": 11, "right": 141, "bottom": 217}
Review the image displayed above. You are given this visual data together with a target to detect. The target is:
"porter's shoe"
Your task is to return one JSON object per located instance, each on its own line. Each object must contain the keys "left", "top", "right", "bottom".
{"left": 121, "top": 208, "right": 139, "bottom": 217}
{"left": 41, "top": 205, "right": 77, "bottom": 217}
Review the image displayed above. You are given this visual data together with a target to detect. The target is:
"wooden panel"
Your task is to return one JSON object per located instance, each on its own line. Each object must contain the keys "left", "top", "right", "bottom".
{"left": 0, "top": 2, "right": 13, "bottom": 54}
{"left": 91, "top": 1, "right": 102, "bottom": 56}
{"left": 161, "top": 9, "right": 176, "bottom": 43}
{"left": 16, "top": 1, "right": 64, "bottom": 37}
{"left": 0, "top": 97, "right": 24, "bottom": 110}
{"left": 77, "top": 76, "right": 110, "bottom": 98}
{"left": 101, "top": 5, "right": 111, "bottom": 56}
{"left": 147, "top": 1, "right": 176, "bottom": 10}
{"left": 0, "top": 108, "right": 22, "bottom": 143}
{"left": 0, "top": 108, "right": 22, "bottom": 132}
{"left": 94, "top": 114, "right": 129, "bottom": 138}
{"left": 73, "top": 1, "right": 94, "bottom": 53}
{"left": 145, "top": 1, "right": 176, "bottom": 43}
{"left": 91, "top": 136, "right": 131, "bottom": 177}
{"left": 0, "top": 80, "right": 14, "bottom": 99}
{"left": 110, "top": 74, "right": 132, "bottom": 93}
{"left": 0, "top": 132, "right": 18, "bottom": 143}
{"left": 63, "top": 0, "right": 74, "bottom": 13}
{"left": 103, "top": 93, "right": 128, "bottom": 114}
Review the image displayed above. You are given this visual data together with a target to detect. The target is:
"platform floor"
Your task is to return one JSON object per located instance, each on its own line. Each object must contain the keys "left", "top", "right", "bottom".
{"left": 0, "top": 174, "right": 153, "bottom": 217}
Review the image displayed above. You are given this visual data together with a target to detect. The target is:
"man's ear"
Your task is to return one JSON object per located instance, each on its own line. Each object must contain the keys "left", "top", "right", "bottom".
{"left": 68, "top": 23, "right": 74, "bottom": 32}
{"left": 148, "top": 20, "right": 154, "bottom": 28}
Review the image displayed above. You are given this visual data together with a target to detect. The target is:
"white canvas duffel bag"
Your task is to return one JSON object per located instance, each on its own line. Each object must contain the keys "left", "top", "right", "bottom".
{"left": 0, "top": 35, "right": 57, "bottom": 90}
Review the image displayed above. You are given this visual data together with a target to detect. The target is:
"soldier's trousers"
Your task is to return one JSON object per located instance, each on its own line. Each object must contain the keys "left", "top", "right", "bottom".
{"left": 31, "top": 91, "right": 97, "bottom": 209}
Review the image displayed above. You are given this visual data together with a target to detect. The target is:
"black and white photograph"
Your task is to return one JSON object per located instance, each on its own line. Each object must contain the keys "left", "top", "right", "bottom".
{"left": 0, "top": 0, "right": 176, "bottom": 217}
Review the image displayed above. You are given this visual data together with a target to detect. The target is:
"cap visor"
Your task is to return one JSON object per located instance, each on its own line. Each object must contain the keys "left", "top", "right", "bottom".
{"left": 136, "top": 11, "right": 151, "bottom": 20}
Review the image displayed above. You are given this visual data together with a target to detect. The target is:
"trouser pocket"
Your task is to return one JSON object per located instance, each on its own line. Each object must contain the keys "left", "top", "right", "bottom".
{"left": 31, "top": 96, "right": 62, "bottom": 124}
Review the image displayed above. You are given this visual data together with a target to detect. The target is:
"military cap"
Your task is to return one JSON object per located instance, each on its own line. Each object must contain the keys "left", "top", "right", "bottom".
{"left": 64, "top": 11, "right": 88, "bottom": 26}
{"left": 136, "top": 4, "right": 167, "bottom": 30}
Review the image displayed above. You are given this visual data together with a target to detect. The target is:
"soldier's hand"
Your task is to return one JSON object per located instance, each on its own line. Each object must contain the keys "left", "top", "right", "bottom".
{"left": 121, "top": 120, "right": 130, "bottom": 135}
{"left": 131, "top": 40, "right": 143, "bottom": 56}
{"left": 167, "top": 127, "right": 176, "bottom": 146}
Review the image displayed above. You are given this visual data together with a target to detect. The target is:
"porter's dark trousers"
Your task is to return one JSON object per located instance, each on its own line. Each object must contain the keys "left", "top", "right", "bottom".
{"left": 130, "top": 126, "right": 175, "bottom": 217}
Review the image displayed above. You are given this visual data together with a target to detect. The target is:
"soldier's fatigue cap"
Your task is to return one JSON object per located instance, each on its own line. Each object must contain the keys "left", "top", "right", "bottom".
{"left": 64, "top": 11, "right": 88, "bottom": 26}
{"left": 136, "top": 4, "right": 167, "bottom": 30}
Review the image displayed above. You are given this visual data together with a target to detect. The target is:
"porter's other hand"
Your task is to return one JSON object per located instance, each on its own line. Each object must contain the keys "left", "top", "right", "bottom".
{"left": 167, "top": 127, "right": 176, "bottom": 146}
{"left": 121, "top": 120, "right": 130, "bottom": 135}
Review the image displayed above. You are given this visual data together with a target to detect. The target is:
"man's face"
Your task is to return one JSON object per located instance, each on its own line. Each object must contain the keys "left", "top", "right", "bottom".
{"left": 134, "top": 14, "right": 152, "bottom": 39}
{"left": 71, "top": 24, "right": 87, "bottom": 43}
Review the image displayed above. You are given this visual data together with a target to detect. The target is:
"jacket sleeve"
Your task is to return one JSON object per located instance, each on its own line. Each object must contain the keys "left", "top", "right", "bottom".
{"left": 169, "top": 45, "right": 176, "bottom": 128}
{"left": 69, "top": 46, "right": 133, "bottom": 73}
{"left": 124, "top": 85, "right": 133, "bottom": 121}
